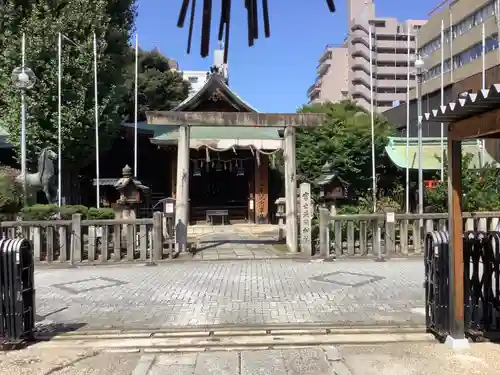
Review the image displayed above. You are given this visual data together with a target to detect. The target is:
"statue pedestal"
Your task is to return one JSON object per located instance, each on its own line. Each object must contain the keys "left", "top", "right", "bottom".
{"left": 113, "top": 202, "right": 137, "bottom": 242}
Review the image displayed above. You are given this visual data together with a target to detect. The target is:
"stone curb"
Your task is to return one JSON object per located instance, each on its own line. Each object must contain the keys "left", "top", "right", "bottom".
{"left": 32, "top": 332, "right": 435, "bottom": 352}
{"left": 35, "top": 325, "right": 427, "bottom": 341}
{"left": 33, "top": 254, "right": 423, "bottom": 268}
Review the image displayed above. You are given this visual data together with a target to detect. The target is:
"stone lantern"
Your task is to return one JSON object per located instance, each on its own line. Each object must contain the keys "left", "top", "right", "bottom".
{"left": 315, "top": 162, "right": 348, "bottom": 216}
{"left": 113, "top": 165, "right": 149, "bottom": 237}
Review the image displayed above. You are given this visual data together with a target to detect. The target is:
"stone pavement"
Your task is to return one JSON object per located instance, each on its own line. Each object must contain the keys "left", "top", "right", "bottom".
{"left": 4, "top": 342, "right": 500, "bottom": 375}
{"left": 34, "top": 258, "right": 425, "bottom": 331}
{"left": 131, "top": 342, "right": 500, "bottom": 375}
{"left": 135, "top": 347, "right": 344, "bottom": 375}
{"left": 339, "top": 342, "right": 500, "bottom": 375}
{"left": 191, "top": 232, "right": 282, "bottom": 260}
{"left": 0, "top": 347, "right": 140, "bottom": 375}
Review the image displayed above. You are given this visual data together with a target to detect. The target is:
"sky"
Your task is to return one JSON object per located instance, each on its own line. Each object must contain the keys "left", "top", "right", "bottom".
{"left": 135, "top": 0, "right": 441, "bottom": 113}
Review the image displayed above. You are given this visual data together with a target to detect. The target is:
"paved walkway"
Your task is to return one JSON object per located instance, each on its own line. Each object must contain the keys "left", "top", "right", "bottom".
{"left": 136, "top": 347, "right": 343, "bottom": 375}
{"left": 0, "top": 347, "right": 140, "bottom": 375}
{"left": 5, "top": 342, "right": 500, "bottom": 375}
{"left": 190, "top": 232, "right": 282, "bottom": 260}
{"left": 35, "top": 258, "right": 425, "bottom": 332}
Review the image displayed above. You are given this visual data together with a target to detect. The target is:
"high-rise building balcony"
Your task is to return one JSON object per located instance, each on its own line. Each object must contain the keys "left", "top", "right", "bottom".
{"left": 307, "top": 82, "right": 321, "bottom": 96}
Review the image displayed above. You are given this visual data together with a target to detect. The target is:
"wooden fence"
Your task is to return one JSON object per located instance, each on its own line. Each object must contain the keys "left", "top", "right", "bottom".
{"left": 0, "top": 212, "right": 172, "bottom": 265}
{"left": 317, "top": 209, "right": 500, "bottom": 258}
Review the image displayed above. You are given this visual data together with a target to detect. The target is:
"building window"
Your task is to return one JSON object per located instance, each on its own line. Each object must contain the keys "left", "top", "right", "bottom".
{"left": 423, "top": 34, "right": 499, "bottom": 82}
{"left": 420, "top": 2, "right": 496, "bottom": 57}
{"left": 452, "top": 34, "right": 499, "bottom": 70}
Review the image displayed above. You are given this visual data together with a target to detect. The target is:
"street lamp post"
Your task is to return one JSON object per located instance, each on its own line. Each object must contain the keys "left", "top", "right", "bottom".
{"left": 415, "top": 55, "right": 425, "bottom": 232}
{"left": 11, "top": 35, "right": 37, "bottom": 207}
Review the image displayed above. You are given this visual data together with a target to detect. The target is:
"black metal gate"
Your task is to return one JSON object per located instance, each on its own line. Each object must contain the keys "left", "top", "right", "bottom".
{"left": 0, "top": 238, "right": 36, "bottom": 344}
{"left": 425, "top": 231, "right": 450, "bottom": 340}
{"left": 425, "top": 230, "right": 500, "bottom": 341}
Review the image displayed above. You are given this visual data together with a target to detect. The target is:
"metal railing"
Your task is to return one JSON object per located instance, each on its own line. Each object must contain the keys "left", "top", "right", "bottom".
{"left": 424, "top": 229, "right": 500, "bottom": 340}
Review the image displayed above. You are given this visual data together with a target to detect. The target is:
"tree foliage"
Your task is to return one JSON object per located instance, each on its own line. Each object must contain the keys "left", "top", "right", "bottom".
{"left": 425, "top": 154, "right": 500, "bottom": 212}
{"left": 296, "top": 101, "right": 401, "bottom": 201}
{"left": 0, "top": 0, "right": 136, "bottom": 172}
{"left": 0, "top": 166, "right": 23, "bottom": 214}
{"left": 122, "top": 48, "right": 190, "bottom": 122}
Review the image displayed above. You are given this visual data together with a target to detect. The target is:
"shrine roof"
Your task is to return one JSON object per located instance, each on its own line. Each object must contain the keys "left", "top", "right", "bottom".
{"left": 152, "top": 126, "right": 281, "bottom": 141}
{"left": 151, "top": 125, "right": 283, "bottom": 150}
{"left": 173, "top": 73, "right": 258, "bottom": 112}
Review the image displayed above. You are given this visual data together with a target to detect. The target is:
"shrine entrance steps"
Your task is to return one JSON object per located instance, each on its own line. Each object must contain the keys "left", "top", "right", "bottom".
{"left": 185, "top": 224, "right": 288, "bottom": 260}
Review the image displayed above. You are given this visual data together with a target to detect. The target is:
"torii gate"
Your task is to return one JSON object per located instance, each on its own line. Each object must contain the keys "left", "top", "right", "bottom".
{"left": 146, "top": 110, "right": 325, "bottom": 253}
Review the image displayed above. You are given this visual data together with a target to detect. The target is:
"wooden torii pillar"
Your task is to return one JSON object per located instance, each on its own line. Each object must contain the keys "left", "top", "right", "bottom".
{"left": 422, "top": 84, "right": 500, "bottom": 349}
{"left": 146, "top": 111, "right": 325, "bottom": 253}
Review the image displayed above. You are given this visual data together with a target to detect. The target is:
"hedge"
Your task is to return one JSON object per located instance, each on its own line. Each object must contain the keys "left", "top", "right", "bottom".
{"left": 20, "top": 204, "right": 115, "bottom": 221}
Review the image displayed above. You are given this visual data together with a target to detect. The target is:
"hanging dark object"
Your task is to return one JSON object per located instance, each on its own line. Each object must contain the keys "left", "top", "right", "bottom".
{"left": 177, "top": 0, "right": 336, "bottom": 63}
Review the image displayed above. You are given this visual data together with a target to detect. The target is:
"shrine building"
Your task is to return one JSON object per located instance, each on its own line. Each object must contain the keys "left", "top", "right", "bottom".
{"left": 111, "top": 50, "right": 284, "bottom": 224}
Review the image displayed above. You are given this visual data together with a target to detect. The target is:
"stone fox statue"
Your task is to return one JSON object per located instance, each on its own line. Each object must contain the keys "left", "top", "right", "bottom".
{"left": 0, "top": 147, "right": 58, "bottom": 204}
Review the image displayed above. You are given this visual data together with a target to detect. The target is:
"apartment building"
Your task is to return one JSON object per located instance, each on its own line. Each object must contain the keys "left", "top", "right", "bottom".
{"left": 415, "top": 0, "right": 500, "bottom": 97}
{"left": 386, "top": 0, "right": 500, "bottom": 135}
{"left": 182, "top": 70, "right": 210, "bottom": 95}
{"left": 307, "top": 45, "right": 349, "bottom": 104}
{"left": 384, "top": 0, "right": 500, "bottom": 162}
{"left": 307, "top": 0, "right": 426, "bottom": 112}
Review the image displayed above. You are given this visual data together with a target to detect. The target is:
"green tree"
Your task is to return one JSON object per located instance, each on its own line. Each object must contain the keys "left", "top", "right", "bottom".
{"left": 0, "top": 166, "right": 23, "bottom": 216}
{"left": 296, "top": 100, "right": 401, "bottom": 202}
{"left": 0, "top": 0, "right": 135, "bottom": 175}
{"left": 122, "top": 48, "right": 190, "bottom": 122}
{"left": 425, "top": 154, "right": 500, "bottom": 212}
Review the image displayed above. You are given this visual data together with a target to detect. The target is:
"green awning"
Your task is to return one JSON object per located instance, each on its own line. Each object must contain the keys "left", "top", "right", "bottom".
{"left": 152, "top": 126, "right": 282, "bottom": 142}
{"left": 385, "top": 137, "right": 498, "bottom": 170}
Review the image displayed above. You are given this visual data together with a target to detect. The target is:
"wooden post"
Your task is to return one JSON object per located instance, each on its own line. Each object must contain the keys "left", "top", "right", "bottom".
{"left": 284, "top": 126, "right": 298, "bottom": 252}
{"left": 70, "top": 214, "right": 82, "bottom": 265}
{"left": 139, "top": 224, "right": 148, "bottom": 260}
{"left": 334, "top": 220, "right": 342, "bottom": 257}
{"left": 88, "top": 225, "right": 96, "bottom": 262}
{"left": 32, "top": 227, "right": 41, "bottom": 262}
{"left": 113, "top": 223, "right": 121, "bottom": 261}
{"left": 170, "top": 151, "right": 177, "bottom": 197}
{"left": 248, "top": 160, "right": 255, "bottom": 223}
{"left": 384, "top": 214, "right": 396, "bottom": 258}
{"left": 174, "top": 125, "right": 190, "bottom": 252}
{"left": 319, "top": 207, "right": 329, "bottom": 258}
{"left": 58, "top": 226, "right": 68, "bottom": 262}
{"left": 101, "top": 225, "right": 109, "bottom": 262}
{"left": 446, "top": 138, "right": 468, "bottom": 348}
{"left": 153, "top": 211, "right": 162, "bottom": 262}
{"left": 254, "top": 155, "right": 269, "bottom": 223}
{"left": 347, "top": 221, "right": 355, "bottom": 256}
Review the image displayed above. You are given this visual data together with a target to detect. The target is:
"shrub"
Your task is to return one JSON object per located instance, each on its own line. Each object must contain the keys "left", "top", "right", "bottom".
{"left": 19, "top": 204, "right": 116, "bottom": 220}
{"left": 87, "top": 207, "right": 115, "bottom": 220}
{"left": 20, "top": 204, "right": 59, "bottom": 220}
{"left": 58, "top": 205, "right": 89, "bottom": 219}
